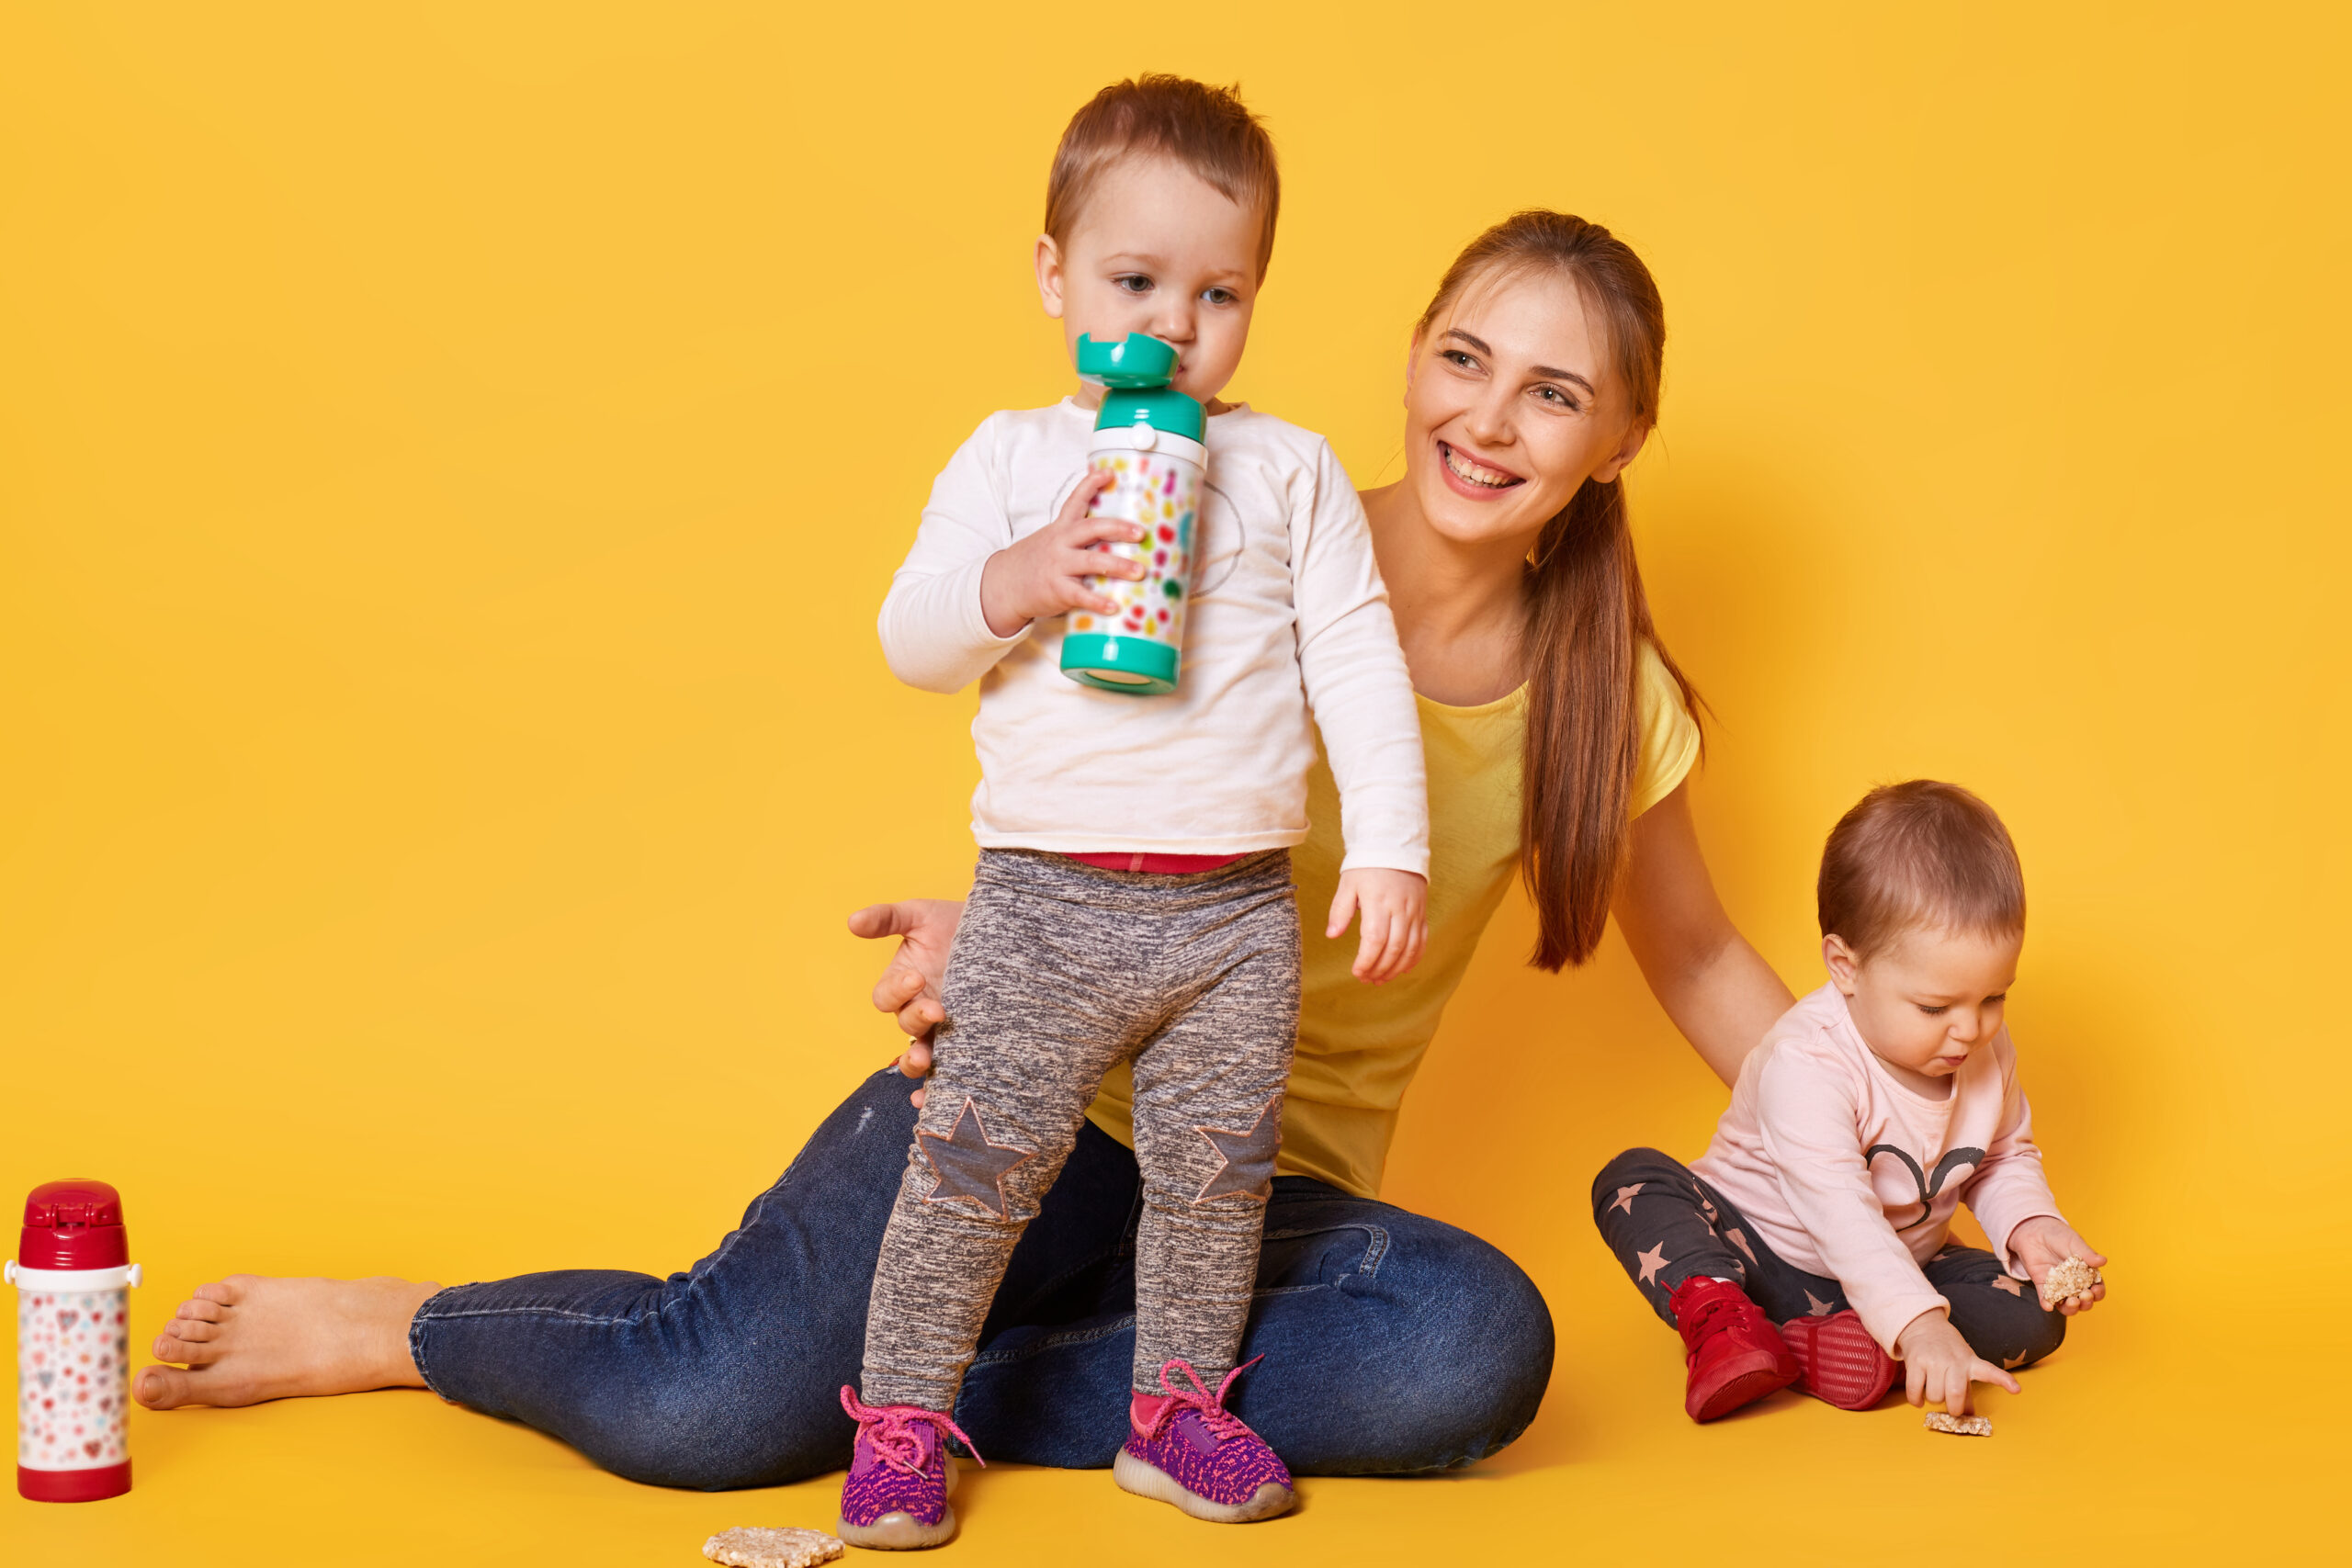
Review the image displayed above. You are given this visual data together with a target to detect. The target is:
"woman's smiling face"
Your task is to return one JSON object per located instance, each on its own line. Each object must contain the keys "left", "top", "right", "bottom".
{"left": 1402, "top": 266, "right": 1650, "bottom": 550}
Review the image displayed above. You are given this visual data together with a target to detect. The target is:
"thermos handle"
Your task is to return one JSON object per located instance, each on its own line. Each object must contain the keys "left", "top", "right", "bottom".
{"left": 5, "top": 1260, "right": 141, "bottom": 1286}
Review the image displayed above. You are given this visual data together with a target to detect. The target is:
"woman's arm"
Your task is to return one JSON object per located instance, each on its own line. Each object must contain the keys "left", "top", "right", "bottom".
{"left": 1611, "top": 782, "right": 1793, "bottom": 1085}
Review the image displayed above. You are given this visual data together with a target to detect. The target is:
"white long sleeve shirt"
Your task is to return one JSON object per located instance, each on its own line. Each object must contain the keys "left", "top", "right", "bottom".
{"left": 879, "top": 400, "right": 1429, "bottom": 874}
{"left": 1690, "top": 984, "right": 2067, "bottom": 1352}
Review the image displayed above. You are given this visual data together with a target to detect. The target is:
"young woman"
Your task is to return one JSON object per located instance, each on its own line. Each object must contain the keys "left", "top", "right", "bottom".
{"left": 135, "top": 212, "right": 1792, "bottom": 1486}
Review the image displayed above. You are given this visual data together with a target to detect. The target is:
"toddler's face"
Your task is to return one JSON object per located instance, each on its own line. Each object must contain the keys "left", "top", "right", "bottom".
{"left": 1035, "top": 154, "right": 1261, "bottom": 407}
{"left": 1826, "top": 924, "right": 2022, "bottom": 1089}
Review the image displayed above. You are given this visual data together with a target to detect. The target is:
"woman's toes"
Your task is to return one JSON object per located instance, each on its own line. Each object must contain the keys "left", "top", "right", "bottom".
{"left": 174, "top": 1296, "right": 227, "bottom": 1323}
{"left": 166, "top": 1317, "right": 221, "bottom": 1343}
{"left": 135, "top": 1364, "right": 198, "bottom": 1410}
{"left": 156, "top": 1329, "right": 225, "bottom": 1366}
{"left": 196, "top": 1276, "right": 254, "bottom": 1306}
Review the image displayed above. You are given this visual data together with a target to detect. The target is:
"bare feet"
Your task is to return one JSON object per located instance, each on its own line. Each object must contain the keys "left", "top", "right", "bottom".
{"left": 134, "top": 1274, "right": 442, "bottom": 1410}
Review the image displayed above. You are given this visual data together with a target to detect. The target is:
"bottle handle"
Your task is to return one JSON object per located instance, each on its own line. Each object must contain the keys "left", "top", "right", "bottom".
{"left": 4, "top": 1260, "right": 139, "bottom": 1287}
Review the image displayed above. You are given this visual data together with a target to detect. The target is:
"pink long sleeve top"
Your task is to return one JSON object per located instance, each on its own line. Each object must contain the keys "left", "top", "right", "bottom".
{"left": 1690, "top": 983, "right": 2065, "bottom": 1351}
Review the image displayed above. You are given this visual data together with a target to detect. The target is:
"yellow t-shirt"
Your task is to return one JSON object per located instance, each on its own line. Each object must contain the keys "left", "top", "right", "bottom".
{"left": 1085, "top": 643, "right": 1701, "bottom": 1198}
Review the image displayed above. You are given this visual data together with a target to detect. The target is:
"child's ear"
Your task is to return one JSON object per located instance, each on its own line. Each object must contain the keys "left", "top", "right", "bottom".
{"left": 1823, "top": 934, "right": 1861, "bottom": 995}
{"left": 1035, "top": 234, "right": 1066, "bottom": 320}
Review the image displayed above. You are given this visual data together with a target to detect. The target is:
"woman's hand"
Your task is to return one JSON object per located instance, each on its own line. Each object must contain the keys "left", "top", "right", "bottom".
{"left": 1894, "top": 1310, "right": 2020, "bottom": 1416}
{"left": 1327, "top": 868, "right": 1428, "bottom": 984}
{"left": 848, "top": 898, "right": 964, "bottom": 1109}
{"left": 2008, "top": 1215, "right": 2109, "bottom": 1314}
{"left": 977, "top": 472, "right": 1140, "bottom": 637}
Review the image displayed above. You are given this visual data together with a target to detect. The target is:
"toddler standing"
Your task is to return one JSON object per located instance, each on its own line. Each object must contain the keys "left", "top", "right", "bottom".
{"left": 841, "top": 77, "right": 1429, "bottom": 1548}
{"left": 1592, "top": 781, "right": 2107, "bottom": 1424}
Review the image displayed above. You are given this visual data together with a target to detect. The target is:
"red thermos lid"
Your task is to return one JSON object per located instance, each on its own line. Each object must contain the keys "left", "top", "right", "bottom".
{"left": 18, "top": 1179, "right": 130, "bottom": 1270}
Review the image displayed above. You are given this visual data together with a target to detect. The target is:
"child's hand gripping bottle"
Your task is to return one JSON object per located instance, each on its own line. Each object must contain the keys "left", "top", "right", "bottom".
{"left": 10, "top": 1179, "right": 140, "bottom": 1501}
{"left": 1060, "top": 333, "right": 1205, "bottom": 695}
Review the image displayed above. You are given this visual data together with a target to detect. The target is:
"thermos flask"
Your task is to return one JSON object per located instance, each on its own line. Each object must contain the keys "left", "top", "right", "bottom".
{"left": 11, "top": 1179, "right": 139, "bottom": 1501}
{"left": 1059, "top": 332, "right": 1205, "bottom": 695}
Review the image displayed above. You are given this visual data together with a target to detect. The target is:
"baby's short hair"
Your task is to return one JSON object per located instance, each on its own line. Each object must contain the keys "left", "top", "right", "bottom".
{"left": 1045, "top": 75, "right": 1281, "bottom": 279}
{"left": 1817, "top": 780, "right": 2026, "bottom": 959}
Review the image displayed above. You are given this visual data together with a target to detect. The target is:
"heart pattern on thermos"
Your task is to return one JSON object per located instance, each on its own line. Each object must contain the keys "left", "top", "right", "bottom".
{"left": 17, "top": 1288, "right": 130, "bottom": 1473}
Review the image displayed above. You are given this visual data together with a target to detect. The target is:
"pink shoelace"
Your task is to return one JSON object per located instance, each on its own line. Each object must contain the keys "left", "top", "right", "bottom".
{"left": 1141, "top": 1355, "right": 1264, "bottom": 1442}
{"left": 839, "top": 1386, "right": 985, "bottom": 1472}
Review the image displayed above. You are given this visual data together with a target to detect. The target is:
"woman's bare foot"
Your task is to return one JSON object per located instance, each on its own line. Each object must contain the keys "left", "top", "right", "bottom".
{"left": 134, "top": 1274, "right": 442, "bottom": 1410}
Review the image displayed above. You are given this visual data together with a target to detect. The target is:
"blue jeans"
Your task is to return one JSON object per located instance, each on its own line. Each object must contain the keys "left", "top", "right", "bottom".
{"left": 410, "top": 1067, "right": 1554, "bottom": 1490}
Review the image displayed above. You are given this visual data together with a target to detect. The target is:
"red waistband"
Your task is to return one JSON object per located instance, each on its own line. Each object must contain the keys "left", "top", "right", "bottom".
{"left": 1064, "top": 852, "right": 1251, "bottom": 876}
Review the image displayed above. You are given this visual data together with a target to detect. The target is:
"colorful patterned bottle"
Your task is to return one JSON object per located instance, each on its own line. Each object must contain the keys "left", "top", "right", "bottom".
{"left": 11, "top": 1179, "right": 139, "bottom": 1502}
{"left": 1060, "top": 333, "right": 1205, "bottom": 695}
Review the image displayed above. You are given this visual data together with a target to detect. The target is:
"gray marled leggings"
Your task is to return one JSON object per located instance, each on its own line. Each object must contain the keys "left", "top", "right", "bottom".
{"left": 860, "top": 849, "right": 1301, "bottom": 1413}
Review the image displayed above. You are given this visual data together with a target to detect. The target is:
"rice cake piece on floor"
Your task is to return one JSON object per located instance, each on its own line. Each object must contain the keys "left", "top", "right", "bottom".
{"left": 1923, "top": 1411, "right": 1994, "bottom": 1437}
{"left": 702, "top": 1525, "right": 845, "bottom": 1568}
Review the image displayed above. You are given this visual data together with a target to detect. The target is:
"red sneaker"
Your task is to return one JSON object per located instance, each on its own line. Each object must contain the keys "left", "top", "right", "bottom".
{"left": 1779, "top": 1310, "right": 1899, "bottom": 1410}
{"left": 1669, "top": 1277, "right": 1799, "bottom": 1422}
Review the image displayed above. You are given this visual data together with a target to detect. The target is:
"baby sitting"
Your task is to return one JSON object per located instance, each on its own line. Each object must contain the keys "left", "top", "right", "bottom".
{"left": 1592, "top": 780, "right": 2106, "bottom": 1422}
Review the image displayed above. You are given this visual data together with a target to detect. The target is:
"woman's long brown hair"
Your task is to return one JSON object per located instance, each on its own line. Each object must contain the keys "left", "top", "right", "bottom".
{"left": 1416, "top": 212, "right": 1701, "bottom": 971}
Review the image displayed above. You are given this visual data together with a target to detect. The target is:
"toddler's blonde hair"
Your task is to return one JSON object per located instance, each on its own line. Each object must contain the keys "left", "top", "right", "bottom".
{"left": 1045, "top": 75, "right": 1280, "bottom": 279}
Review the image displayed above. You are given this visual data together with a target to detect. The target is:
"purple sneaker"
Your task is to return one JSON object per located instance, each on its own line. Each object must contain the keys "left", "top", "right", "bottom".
{"left": 1113, "top": 1357, "right": 1295, "bottom": 1523}
{"left": 836, "top": 1386, "right": 981, "bottom": 1551}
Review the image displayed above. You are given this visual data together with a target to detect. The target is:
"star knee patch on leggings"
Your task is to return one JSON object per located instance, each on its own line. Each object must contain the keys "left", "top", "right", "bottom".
{"left": 917, "top": 1098, "right": 1036, "bottom": 1218}
{"left": 1193, "top": 1098, "right": 1282, "bottom": 1203}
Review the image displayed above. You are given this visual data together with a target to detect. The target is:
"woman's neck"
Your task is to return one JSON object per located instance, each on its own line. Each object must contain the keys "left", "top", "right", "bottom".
{"left": 1361, "top": 481, "right": 1533, "bottom": 707}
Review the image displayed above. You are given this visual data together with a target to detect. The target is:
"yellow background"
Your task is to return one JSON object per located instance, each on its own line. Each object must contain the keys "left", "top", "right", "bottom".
{"left": 5, "top": 3, "right": 2345, "bottom": 1562}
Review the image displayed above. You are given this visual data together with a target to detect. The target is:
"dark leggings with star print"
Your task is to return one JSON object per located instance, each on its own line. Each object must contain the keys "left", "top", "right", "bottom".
{"left": 859, "top": 849, "right": 1301, "bottom": 1416}
{"left": 1591, "top": 1148, "right": 2066, "bottom": 1373}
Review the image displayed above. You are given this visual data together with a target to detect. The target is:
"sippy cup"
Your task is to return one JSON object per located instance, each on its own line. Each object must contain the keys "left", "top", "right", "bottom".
{"left": 1060, "top": 333, "right": 1205, "bottom": 695}
{"left": 11, "top": 1179, "right": 139, "bottom": 1501}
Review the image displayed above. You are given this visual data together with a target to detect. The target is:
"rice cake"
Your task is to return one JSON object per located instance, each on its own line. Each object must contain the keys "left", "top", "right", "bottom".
{"left": 1923, "top": 1411, "right": 1993, "bottom": 1437}
{"left": 702, "top": 1526, "right": 844, "bottom": 1568}
{"left": 2043, "top": 1256, "right": 2100, "bottom": 1304}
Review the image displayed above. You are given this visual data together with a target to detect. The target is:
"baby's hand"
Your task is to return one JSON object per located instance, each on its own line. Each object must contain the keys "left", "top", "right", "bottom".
{"left": 1327, "top": 868, "right": 1428, "bottom": 984}
{"left": 978, "top": 470, "right": 1143, "bottom": 637}
{"left": 1894, "top": 1311, "right": 2019, "bottom": 1416}
{"left": 2009, "top": 1215, "right": 2109, "bottom": 1315}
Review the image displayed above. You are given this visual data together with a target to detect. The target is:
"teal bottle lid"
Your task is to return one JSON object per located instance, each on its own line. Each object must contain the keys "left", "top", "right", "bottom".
{"left": 1076, "top": 333, "right": 1204, "bottom": 445}
{"left": 1060, "top": 631, "right": 1180, "bottom": 694}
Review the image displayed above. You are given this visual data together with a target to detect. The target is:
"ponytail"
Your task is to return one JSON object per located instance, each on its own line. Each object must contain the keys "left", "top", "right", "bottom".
{"left": 1418, "top": 212, "right": 1701, "bottom": 970}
